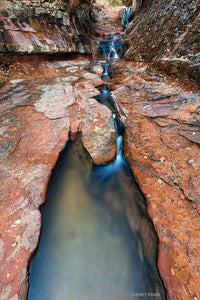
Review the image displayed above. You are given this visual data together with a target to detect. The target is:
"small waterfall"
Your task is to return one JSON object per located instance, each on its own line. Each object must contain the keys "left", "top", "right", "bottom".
{"left": 116, "top": 135, "right": 123, "bottom": 163}
{"left": 125, "top": 7, "right": 132, "bottom": 28}
{"left": 100, "top": 39, "right": 122, "bottom": 60}
{"left": 97, "top": 5, "right": 135, "bottom": 165}
{"left": 99, "top": 7, "right": 133, "bottom": 61}
{"left": 120, "top": 6, "right": 133, "bottom": 29}
{"left": 108, "top": 41, "right": 120, "bottom": 60}
{"left": 114, "top": 118, "right": 125, "bottom": 164}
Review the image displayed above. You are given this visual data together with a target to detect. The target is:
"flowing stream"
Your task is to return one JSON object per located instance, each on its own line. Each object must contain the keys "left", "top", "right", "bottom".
{"left": 28, "top": 7, "right": 165, "bottom": 300}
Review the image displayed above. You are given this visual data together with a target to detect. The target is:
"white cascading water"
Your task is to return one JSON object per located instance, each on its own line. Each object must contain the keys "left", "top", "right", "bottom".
{"left": 120, "top": 6, "right": 132, "bottom": 29}
{"left": 125, "top": 7, "right": 132, "bottom": 28}
{"left": 115, "top": 135, "right": 123, "bottom": 164}
{"left": 98, "top": 5, "right": 134, "bottom": 168}
{"left": 108, "top": 41, "right": 119, "bottom": 60}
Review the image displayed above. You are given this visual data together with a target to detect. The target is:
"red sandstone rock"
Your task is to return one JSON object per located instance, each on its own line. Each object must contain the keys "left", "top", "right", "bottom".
{"left": 124, "top": 0, "right": 200, "bottom": 84}
{"left": 1, "top": 1, "right": 200, "bottom": 299}
{"left": 0, "top": 0, "right": 93, "bottom": 54}
{"left": 110, "top": 60, "right": 200, "bottom": 299}
{"left": 93, "top": 0, "right": 125, "bottom": 38}
{"left": 0, "top": 54, "right": 116, "bottom": 299}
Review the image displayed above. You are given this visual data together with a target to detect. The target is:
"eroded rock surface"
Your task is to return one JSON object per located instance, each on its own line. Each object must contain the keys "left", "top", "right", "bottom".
{"left": 110, "top": 60, "right": 200, "bottom": 299}
{"left": 0, "top": 54, "right": 116, "bottom": 300}
{"left": 124, "top": 0, "right": 200, "bottom": 83}
{"left": 92, "top": 0, "right": 125, "bottom": 38}
{"left": 1, "top": 0, "right": 200, "bottom": 299}
{"left": 0, "top": 1, "right": 126, "bottom": 298}
{"left": 0, "top": 0, "right": 94, "bottom": 54}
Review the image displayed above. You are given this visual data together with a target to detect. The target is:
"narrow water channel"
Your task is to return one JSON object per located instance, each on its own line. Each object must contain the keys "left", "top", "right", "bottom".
{"left": 28, "top": 6, "right": 165, "bottom": 300}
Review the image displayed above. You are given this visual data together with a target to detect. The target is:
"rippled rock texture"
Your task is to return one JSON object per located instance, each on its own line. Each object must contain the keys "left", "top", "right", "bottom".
{"left": 0, "top": 0, "right": 93, "bottom": 54}
{"left": 110, "top": 60, "right": 200, "bottom": 299}
{"left": 0, "top": 54, "right": 116, "bottom": 300}
{"left": 124, "top": 0, "right": 200, "bottom": 83}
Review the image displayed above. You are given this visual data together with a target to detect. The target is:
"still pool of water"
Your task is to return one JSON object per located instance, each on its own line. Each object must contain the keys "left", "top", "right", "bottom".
{"left": 28, "top": 134, "right": 164, "bottom": 300}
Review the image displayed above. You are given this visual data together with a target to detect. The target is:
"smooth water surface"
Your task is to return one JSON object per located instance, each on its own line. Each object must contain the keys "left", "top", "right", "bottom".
{"left": 28, "top": 134, "right": 164, "bottom": 300}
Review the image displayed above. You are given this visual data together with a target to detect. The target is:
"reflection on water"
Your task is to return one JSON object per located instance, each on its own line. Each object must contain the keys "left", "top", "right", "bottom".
{"left": 28, "top": 133, "right": 165, "bottom": 300}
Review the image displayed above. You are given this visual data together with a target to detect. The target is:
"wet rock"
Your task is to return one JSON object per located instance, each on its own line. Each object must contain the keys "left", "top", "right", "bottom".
{"left": 1, "top": 1, "right": 199, "bottom": 299}
{"left": 124, "top": 0, "right": 200, "bottom": 83}
{"left": 0, "top": 0, "right": 93, "bottom": 54}
{"left": 110, "top": 60, "right": 200, "bottom": 299}
{"left": 0, "top": 54, "right": 116, "bottom": 299}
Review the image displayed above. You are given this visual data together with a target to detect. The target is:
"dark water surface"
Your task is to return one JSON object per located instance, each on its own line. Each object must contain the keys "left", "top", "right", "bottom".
{"left": 28, "top": 133, "right": 164, "bottom": 300}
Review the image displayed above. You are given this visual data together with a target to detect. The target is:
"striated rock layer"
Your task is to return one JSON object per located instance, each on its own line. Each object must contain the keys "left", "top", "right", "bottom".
{"left": 124, "top": 0, "right": 200, "bottom": 84}
{"left": 0, "top": 0, "right": 94, "bottom": 54}
{"left": 110, "top": 60, "right": 200, "bottom": 299}
{"left": 0, "top": 54, "right": 116, "bottom": 300}
{"left": 0, "top": 2, "right": 124, "bottom": 299}
{"left": 1, "top": 0, "right": 200, "bottom": 299}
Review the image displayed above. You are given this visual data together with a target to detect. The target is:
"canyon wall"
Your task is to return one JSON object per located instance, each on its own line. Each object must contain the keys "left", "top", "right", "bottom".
{"left": 0, "top": 55, "right": 117, "bottom": 300}
{"left": 110, "top": 60, "right": 200, "bottom": 300}
{"left": 0, "top": 0, "right": 94, "bottom": 54}
{"left": 1, "top": 0, "right": 200, "bottom": 299}
{"left": 0, "top": 2, "right": 117, "bottom": 299}
{"left": 124, "top": 0, "right": 200, "bottom": 83}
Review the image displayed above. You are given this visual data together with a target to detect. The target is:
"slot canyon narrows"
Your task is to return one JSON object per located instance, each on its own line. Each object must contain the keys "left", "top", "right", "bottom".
{"left": 0, "top": 1, "right": 200, "bottom": 300}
